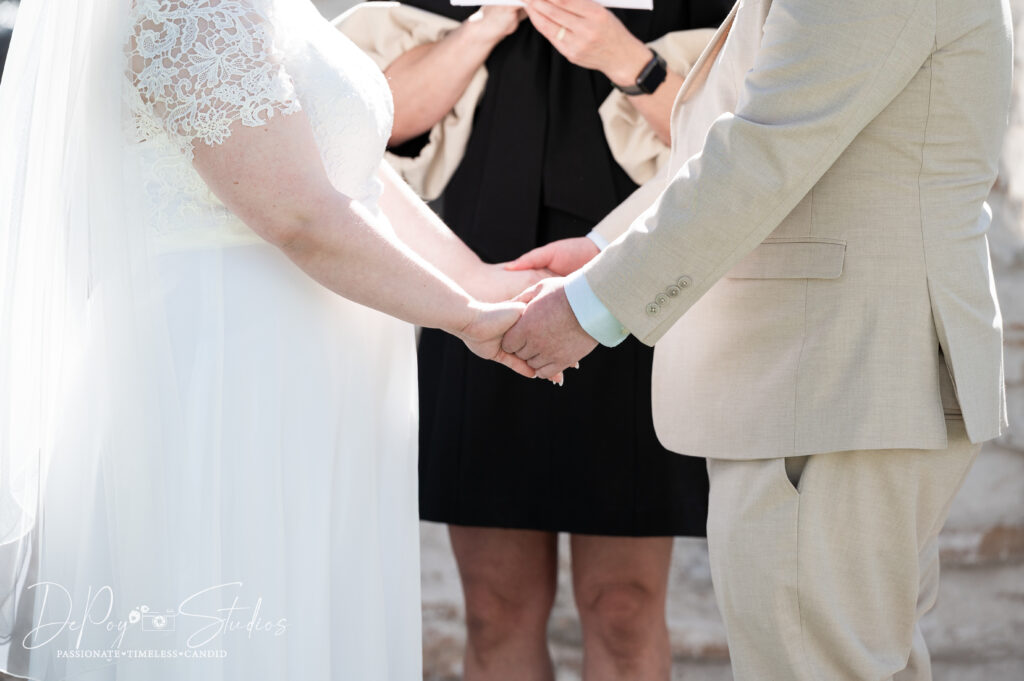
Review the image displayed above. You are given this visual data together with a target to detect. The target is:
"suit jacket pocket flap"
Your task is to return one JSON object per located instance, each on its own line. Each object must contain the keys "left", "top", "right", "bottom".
{"left": 726, "top": 238, "right": 847, "bottom": 280}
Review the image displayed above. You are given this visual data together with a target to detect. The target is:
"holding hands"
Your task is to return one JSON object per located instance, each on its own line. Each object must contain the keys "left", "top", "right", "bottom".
{"left": 502, "top": 277, "right": 598, "bottom": 380}
{"left": 471, "top": 237, "right": 606, "bottom": 382}
{"left": 455, "top": 300, "right": 537, "bottom": 377}
{"left": 457, "top": 257, "right": 565, "bottom": 382}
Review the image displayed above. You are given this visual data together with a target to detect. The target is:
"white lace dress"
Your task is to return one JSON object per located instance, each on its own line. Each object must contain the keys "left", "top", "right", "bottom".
{"left": 12, "top": 1, "right": 420, "bottom": 679}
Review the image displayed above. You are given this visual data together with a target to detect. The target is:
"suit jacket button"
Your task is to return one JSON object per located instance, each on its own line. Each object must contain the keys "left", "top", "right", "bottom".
{"left": 645, "top": 302, "right": 660, "bottom": 316}
{"left": 655, "top": 293, "right": 668, "bottom": 306}
{"left": 666, "top": 284, "right": 682, "bottom": 297}
{"left": 677, "top": 275, "right": 693, "bottom": 288}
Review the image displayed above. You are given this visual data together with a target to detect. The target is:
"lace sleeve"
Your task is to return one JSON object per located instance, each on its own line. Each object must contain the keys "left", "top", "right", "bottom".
{"left": 128, "top": 0, "right": 302, "bottom": 158}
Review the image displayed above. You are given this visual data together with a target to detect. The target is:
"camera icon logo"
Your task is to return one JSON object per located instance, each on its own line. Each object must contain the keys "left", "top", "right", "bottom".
{"left": 141, "top": 612, "right": 175, "bottom": 631}
{"left": 129, "top": 605, "right": 177, "bottom": 632}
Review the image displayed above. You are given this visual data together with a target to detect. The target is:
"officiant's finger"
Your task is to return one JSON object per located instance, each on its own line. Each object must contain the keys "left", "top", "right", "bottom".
{"left": 523, "top": 3, "right": 575, "bottom": 47}
{"left": 548, "top": 0, "right": 604, "bottom": 19}
{"left": 525, "top": 0, "right": 586, "bottom": 33}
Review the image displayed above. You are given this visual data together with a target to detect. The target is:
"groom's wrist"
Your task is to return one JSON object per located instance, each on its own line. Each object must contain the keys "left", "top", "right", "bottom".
{"left": 586, "top": 231, "right": 610, "bottom": 252}
{"left": 564, "top": 270, "right": 629, "bottom": 347}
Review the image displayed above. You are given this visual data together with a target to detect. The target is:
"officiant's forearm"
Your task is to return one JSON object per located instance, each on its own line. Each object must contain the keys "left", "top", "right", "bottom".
{"left": 622, "top": 70, "right": 683, "bottom": 144}
{"left": 385, "top": 19, "right": 504, "bottom": 146}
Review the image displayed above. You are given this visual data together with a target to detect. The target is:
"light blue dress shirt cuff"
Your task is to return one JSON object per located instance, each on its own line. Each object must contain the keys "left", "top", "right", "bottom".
{"left": 586, "top": 230, "right": 610, "bottom": 251}
{"left": 564, "top": 269, "right": 630, "bottom": 348}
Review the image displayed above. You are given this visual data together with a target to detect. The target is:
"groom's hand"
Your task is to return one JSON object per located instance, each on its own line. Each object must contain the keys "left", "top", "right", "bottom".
{"left": 501, "top": 277, "right": 598, "bottom": 380}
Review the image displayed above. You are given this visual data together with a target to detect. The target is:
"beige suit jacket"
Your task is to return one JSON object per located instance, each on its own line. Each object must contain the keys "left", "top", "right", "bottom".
{"left": 584, "top": 0, "right": 1013, "bottom": 459}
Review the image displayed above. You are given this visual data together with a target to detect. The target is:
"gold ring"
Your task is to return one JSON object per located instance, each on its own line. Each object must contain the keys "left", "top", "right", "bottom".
{"left": 556, "top": 25, "right": 567, "bottom": 42}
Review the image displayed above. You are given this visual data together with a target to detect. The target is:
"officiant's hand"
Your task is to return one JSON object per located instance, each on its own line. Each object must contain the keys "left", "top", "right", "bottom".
{"left": 505, "top": 236, "right": 599, "bottom": 277}
{"left": 465, "top": 5, "right": 527, "bottom": 45}
{"left": 523, "top": 0, "right": 654, "bottom": 90}
{"left": 501, "top": 277, "right": 598, "bottom": 380}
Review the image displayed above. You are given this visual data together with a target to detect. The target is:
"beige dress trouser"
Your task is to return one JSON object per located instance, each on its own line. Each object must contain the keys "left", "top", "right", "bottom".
{"left": 706, "top": 370, "right": 978, "bottom": 681}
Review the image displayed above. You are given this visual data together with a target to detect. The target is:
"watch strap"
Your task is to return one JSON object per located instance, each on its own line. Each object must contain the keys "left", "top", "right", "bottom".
{"left": 613, "top": 48, "right": 667, "bottom": 96}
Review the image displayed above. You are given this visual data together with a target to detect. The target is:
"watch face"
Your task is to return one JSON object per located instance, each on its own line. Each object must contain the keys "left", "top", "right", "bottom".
{"left": 643, "top": 59, "right": 667, "bottom": 93}
{"left": 638, "top": 52, "right": 668, "bottom": 94}
{"left": 615, "top": 50, "right": 666, "bottom": 96}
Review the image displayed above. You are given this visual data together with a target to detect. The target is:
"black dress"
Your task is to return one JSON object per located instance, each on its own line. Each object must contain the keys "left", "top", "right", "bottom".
{"left": 396, "top": 0, "right": 733, "bottom": 537}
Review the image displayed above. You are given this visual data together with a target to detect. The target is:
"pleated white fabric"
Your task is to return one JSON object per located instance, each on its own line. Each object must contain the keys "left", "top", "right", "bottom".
{"left": 1, "top": 1, "right": 423, "bottom": 679}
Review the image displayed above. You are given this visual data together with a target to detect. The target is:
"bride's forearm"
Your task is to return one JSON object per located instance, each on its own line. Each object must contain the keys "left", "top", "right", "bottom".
{"left": 376, "top": 162, "right": 484, "bottom": 284}
{"left": 279, "top": 193, "right": 477, "bottom": 334}
{"left": 376, "top": 162, "right": 553, "bottom": 304}
{"left": 190, "top": 114, "right": 479, "bottom": 333}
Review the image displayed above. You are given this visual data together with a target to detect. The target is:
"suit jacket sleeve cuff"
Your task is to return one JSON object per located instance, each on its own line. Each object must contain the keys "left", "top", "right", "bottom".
{"left": 564, "top": 270, "right": 630, "bottom": 347}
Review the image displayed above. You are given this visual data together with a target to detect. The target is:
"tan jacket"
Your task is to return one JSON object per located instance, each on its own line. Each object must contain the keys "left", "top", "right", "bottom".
{"left": 584, "top": 0, "right": 1012, "bottom": 459}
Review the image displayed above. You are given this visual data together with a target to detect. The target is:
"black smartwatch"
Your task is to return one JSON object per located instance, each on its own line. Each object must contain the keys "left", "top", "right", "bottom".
{"left": 613, "top": 48, "right": 668, "bottom": 96}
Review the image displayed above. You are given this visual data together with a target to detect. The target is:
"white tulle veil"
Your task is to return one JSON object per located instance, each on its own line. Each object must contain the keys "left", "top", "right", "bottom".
{"left": 0, "top": 0, "right": 428, "bottom": 677}
{"left": 0, "top": 0, "right": 185, "bottom": 675}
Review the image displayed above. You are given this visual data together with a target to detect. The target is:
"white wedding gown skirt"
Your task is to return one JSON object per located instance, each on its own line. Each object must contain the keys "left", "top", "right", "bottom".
{"left": 1, "top": 0, "right": 424, "bottom": 678}
{"left": 16, "top": 239, "right": 421, "bottom": 681}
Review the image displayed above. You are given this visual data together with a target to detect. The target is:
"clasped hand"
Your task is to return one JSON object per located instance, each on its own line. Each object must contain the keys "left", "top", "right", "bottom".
{"left": 460, "top": 237, "right": 603, "bottom": 383}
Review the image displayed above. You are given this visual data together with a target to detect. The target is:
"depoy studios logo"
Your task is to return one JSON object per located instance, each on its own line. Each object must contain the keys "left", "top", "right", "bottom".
{"left": 21, "top": 581, "right": 288, "bottom": 658}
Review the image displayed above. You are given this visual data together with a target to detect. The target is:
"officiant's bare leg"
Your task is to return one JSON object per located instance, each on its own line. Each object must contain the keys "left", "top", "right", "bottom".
{"left": 570, "top": 536, "right": 673, "bottom": 681}
{"left": 449, "top": 526, "right": 558, "bottom": 681}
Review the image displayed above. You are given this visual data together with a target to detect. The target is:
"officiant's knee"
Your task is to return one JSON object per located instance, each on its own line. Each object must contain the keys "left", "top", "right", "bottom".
{"left": 462, "top": 576, "right": 556, "bottom": 651}
{"left": 575, "top": 579, "right": 663, "bottom": 657}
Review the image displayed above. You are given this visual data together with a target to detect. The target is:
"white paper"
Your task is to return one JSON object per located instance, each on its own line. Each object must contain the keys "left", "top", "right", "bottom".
{"left": 451, "top": 0, "right": 653, "bottom": 9}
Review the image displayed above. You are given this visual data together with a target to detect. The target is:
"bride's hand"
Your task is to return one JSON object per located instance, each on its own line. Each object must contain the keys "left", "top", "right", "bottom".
{"left": 465, "top": 262, "right": 554, "bottom": 303}
{"left": 456, "top": 301, "right": 563, "bottom": 383}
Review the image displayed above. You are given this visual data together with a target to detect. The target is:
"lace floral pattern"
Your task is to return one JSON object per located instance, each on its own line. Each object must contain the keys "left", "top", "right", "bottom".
{"left": 121, "top": 0, "right": 393, "bottom": 249}
{"left": 127, "top": 0, "right": 301, "bottom": 158}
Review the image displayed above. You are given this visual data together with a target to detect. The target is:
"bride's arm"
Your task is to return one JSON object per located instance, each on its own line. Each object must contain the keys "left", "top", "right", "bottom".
{"left": 191, "top": 111, "right": 532, "bottom": 375}
{"left": 130, "top": 2, "right": 539, "bottom": 376}
{"left": 375, "top": 162, "right": 548, "bottom": 302}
